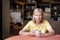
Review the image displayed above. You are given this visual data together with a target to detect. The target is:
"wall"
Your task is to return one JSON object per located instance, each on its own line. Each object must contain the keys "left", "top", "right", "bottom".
{"left": 2, "top": 0, "right": 10, "bottom": 39}
{"left": 2, "top": 0, "right": 60, "bottom": 39}
{"left": 43, "top": 12, "right": 60, "bottom": 34}
{"left": 0, "top": 0, "right": 2, "bottom": 39}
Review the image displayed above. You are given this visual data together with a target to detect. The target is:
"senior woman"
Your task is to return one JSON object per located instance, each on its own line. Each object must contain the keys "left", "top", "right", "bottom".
{"left": 19, "top": 8, "right": 55, "bottom": 37}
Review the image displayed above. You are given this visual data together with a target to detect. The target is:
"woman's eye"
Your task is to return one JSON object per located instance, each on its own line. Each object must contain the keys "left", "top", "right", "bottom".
{"left": 35, "top": 15, "right": 41, "bottom": 16}
{"left": 36, "top": 14, "right": 38, "bottom": 16}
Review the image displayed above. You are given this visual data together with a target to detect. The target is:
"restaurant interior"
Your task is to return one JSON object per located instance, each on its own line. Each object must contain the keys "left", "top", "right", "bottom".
{"left": 2, "top": 0, "right": 60, "bottom": 39}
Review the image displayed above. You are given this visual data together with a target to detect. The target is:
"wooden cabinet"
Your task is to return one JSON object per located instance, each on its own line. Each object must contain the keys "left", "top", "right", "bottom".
{"left": 42, "top": 0, "right": 50, "bottom": 2}
{"left": 51, "top": 1, "right": 60, "bottom": 21}
{"left": 23, "top": 2, "right": 37, "bottom": 20}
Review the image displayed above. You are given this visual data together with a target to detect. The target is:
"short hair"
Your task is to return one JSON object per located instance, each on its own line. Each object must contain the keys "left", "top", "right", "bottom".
{"left": 33, "top": 8, "right": 43, "bottom": 15}
{"left": 33, "top": 8, "right": 43, "bottom": 23}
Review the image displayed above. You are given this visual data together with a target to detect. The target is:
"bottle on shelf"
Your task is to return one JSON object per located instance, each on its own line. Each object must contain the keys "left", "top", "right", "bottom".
{"left": 32, "top": 0, "right": 36, "bottom": 3}
{"left": 10, "top": 6, "right": 14, "bottom": 13}
{"left": 27, "top": 0, "right": 31, "bottom": 3}
{"left": 16, "top": 5, "right": 20, "bottom": 12}
{"left": 54, "top": 12, "right": 57, "bottom": 16}
{"left": 53, "top": 6, "right": 57, "bottom": 10}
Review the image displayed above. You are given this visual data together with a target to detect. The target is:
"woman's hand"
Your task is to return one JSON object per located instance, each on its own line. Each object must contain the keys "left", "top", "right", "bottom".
{"left": 40, "top": 32, "right": 55, "bottom": 37}
{"left": 28, "top": 32, "right": 35, "bottom": 37}
{"left": 35, "top": 31, "right": 55, "bottom": 38}
{"left": 19, "top": 31, "right": 35, "bottom": 37}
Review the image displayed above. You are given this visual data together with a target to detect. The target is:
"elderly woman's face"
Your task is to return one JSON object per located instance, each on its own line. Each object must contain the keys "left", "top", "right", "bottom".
{"left": 33, "top": 12, "right": 42, "bottom": 23}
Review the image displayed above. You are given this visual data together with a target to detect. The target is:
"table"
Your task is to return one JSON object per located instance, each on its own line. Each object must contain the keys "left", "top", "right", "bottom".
{"left": 5, "top": 35, "right": 60, "bottom": 40}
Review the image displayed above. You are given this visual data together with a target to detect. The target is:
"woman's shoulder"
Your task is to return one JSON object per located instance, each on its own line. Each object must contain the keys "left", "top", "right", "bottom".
{"left": 28, "top": 20, "right": 34, "bottom": 23}
{"left": 28, "top": 20, "right": 49, "bottom": 24}
{"left": 42, "top": 20, "right": 49, "bottom": 23}
{"left": 26, "top": 20, "right": 34, "bottom": 25}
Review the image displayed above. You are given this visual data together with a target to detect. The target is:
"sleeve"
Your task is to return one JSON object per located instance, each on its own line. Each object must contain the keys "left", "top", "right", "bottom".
{"left": 44, "top": 20, "right": 53, "bottom": 31}
{"left": 22, "top": 21, "right": 31, "bottom": 31}
{"left": 11, "top": 13, "right": 14, "bottom": 19}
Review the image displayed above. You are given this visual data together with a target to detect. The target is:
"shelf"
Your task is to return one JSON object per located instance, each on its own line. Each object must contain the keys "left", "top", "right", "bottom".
{"left": 51, "top": 2, "right": 60, "bottom": 4}
{"left": 58, "top": 16, "right": 60, "bottom": 17}
{"left": 51, "top": 1, "right": 60, "bottom": 21}
{"left": 51, "top": 9, "right": 60, "bottom": 11}
{"left": 24, "top": 9, "right": 34, "bottom": 11}
{"left": 23, "top": 2, "right": 37, "bottom": 20}
{"left": 51, "top": 14, "right": 57, "bottom": 16}
{"left": 58, "top": 14, "right": 60, "bottom": 17}
{"left": 51, "top": 15, "right": 58, "bottom": 16}
{"left": 25, "top": 2, "right": 36, "bottom": 4}
{"left": 39, "top": 4, "right": 50, "bottom": 5}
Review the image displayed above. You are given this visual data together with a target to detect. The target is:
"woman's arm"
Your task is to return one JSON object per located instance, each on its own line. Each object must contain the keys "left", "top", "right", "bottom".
{"left": 40, "top": 21, "right": 55, "bottom": 37}
{"left": 19, "top": 21, "right": 35, "bottom": 36}
{"left": 19, "top": 29, "right": 35, "bottom": 36}
{"left": 40, "top": 30, "right": 55, "bottom": 37}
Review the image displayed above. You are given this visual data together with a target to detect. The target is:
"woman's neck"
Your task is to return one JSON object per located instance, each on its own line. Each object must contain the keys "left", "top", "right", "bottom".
{"left": 33, "top": 20, "right": 42, "bottom": 26}
{"left": 35, "top": 22, "right": 42, "bottom": 26}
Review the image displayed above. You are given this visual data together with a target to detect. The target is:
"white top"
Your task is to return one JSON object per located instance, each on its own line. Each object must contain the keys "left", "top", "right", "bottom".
{"left": 11, "top": 12, "right": 23, "bottom": 24}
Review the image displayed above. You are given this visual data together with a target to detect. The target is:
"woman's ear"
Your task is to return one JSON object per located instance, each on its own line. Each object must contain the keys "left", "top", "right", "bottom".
{"left": 32, "top": 16, "right": 36, "bottom": 23}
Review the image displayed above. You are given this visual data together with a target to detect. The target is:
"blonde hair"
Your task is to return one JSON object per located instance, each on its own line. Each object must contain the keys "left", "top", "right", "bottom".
{"left": 33, "top": 8, "right": 43, "bottom": 23}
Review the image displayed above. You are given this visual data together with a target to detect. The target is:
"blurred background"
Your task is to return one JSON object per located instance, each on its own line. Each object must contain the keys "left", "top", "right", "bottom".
{"left": 2, "top": 0, "right": 60, "bottom": 39}
{"left": 0, "top": 0, "right": 2, "bottom": 40}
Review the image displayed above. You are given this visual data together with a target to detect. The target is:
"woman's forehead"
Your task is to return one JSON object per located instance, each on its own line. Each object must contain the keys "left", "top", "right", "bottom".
{"left": 34, "top": 12, "right": 42, "bottom": 15}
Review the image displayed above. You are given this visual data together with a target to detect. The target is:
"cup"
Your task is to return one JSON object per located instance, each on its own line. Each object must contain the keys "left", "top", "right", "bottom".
{"left": 35, "top": 30, "right": 40, "bottom": 37}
